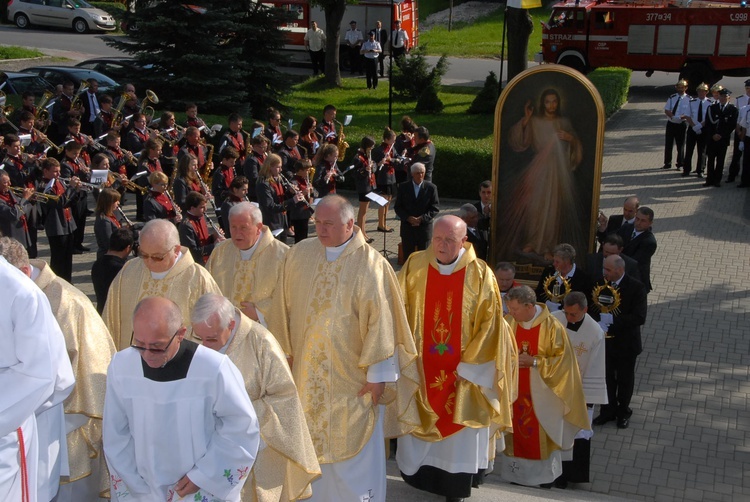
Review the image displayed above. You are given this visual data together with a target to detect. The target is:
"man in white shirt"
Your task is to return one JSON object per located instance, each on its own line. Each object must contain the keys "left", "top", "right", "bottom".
{"left": 391, "top": 19, "right": 410, "bottom": 60}
{"left": 304, "top": 20, "right": 326, "bottom": 76}
{"left": 345, "top": 20, "right": 364, "bottom": 75}
{"left": 662, "top": 79, "right": 691, "bottom": 170}
{"left": 727, "top": 79, "right": 750, "bottom": 182}
{"left": 360, "top": 30, "right": 382, "bottom": 90}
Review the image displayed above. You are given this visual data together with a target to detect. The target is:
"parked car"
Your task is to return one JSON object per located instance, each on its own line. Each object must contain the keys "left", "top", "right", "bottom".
{"left": 20, "top": 66, "right": 120, "bottom": 94}
{"left": 8, "top": 0, "right": 116, "bottom": 34}
{"left": 0, "top": 71, "right": 56, "bottom": 97}
{"left": 75, "top": 57, "right": 149, "bottom": 83}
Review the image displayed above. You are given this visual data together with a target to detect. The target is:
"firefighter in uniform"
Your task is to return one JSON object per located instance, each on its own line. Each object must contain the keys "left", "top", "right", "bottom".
{"left": 682, "top": 83, "right": 711, "bottom": 178}
{"left": 726, "top": 79, "right": 750, "bottom": 183}
{"left": 662, "top": 79, "right": 691, "bottom": 170}
{"left": 703, "top": 88, "right": 739, "bottom": 188}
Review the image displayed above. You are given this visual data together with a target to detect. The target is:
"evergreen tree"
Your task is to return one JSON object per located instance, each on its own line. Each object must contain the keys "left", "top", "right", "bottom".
{"left": 108, "top": 0, "right": 292, "bottom": 116}
{"left": 468, "top": 71, "right": 500, "bottom": 114}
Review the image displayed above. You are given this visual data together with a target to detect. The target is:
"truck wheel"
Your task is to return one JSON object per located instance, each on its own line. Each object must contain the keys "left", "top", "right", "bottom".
{"left": 559, "top": 55, "right": 586, "bottom": 74}
{"left": 679, "top": 63, "right": 717, "bottom": 90}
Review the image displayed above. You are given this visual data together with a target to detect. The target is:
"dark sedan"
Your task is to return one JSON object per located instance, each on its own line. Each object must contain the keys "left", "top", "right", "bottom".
{"left": 20, "top": 66, "right": 120, "bottom": 93}
{"left": 0, "top": 71, "right": 56, "bottom": 97}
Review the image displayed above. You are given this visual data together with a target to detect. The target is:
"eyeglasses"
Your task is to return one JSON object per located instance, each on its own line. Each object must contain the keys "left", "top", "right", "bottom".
{"left": 130, "top": 330, "right": 180, "bottom": 353}
{"left": 138, "top": 246, "right": 175, "bottom": 262}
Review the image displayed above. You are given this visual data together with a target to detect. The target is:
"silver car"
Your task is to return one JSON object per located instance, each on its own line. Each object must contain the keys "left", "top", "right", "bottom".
{"left": 8, "top": 0, "right": 116, "bottom": 34}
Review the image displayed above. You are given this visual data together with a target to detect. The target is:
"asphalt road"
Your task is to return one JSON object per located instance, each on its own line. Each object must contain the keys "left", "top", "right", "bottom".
{"left": 1, "top": 24, "right": 748, "bottom": 91}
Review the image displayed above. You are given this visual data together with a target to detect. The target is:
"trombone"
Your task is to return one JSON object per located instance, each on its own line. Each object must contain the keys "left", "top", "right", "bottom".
{"left": 9, "top": 186, "right": 60, "bottom": 203}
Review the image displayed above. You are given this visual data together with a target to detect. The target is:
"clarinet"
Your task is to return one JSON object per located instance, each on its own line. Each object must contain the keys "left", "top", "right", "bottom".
{"left": 278, "top": 172, "right": 313, "bottom": 210}
{"left": 116, "top": 206, "right": 134, "bottom": 226}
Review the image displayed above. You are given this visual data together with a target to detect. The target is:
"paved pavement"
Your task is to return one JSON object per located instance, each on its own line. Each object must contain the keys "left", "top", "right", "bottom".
{"left": 14, "top": 43, "right": 750, "bottom": 501}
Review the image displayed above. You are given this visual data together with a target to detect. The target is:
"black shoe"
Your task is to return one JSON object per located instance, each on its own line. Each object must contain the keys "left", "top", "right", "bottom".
{"left": 592, "top": 413, "right": 615, "bottom": 426}
{"left": 660, "top": 164, "right": 671, "bottom": 169}
{"left": 696, "top": 172, "right": 703, "bottom": 178}
{"left": 366, "top": 237, "right": 375, "bottom": 244}
{"left": 446, "top": 498, "right": 464, "bottom": 502}
{"left": 539, "top": 482, "right": 553, "bottom": 489}
{"left": 72, "top": 248, "right": 83, "bottom": 255}
{"left": 554, "top": 478, "right": 568, "bottom": 489}
{"left": 703, "top": 182, "right": 712, "bottom": 187}
{"left": 617, "top": 417, "right": 630, "bottom": 429}
{"left": 727, "top": 177, "right": 735, "bottom": 183}
{"left": 681, "top": 172, "right": 689, "bottom": 177}
{"left": 75, "top": 245, "right": 90, "bottom": 252}
{"left": 738, "top": 184, "right": 750, "bottom": 188}
{"left": 714, "top": 182, "right": 721, "bottom": 187}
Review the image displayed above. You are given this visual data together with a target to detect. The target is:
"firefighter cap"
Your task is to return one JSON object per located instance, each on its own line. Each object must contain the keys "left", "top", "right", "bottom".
{"left": 744, "top": 79, "right": 750, "bottom": 87}
{"left": 718, "top": 88, "right": 731, "bottom": 96}
{"left": 710, "top": 84, "right": 724, "bottom": 93}
{"left": 696, "top": 83, "right": 709, "bottom": 91}
{"left": 676, "top": 79, "right": 688, "bottom": 87}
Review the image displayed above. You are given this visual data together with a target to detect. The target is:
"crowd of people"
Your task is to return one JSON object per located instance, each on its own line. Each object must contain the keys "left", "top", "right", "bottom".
{"left": 662, "top": 78, "right": 750, "bottom": 188}
{"left": 0, "top": 73, "right": 664, "bottom": 502}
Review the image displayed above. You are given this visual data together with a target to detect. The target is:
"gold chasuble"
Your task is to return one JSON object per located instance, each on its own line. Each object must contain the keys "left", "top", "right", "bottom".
{"left": 503, "top": 306, "right": 589, "bottom": 460}
{"left": 103, "top": 247, "right": 222, "bottom": 350}
{"left": 268, "top": 229, "right": 420, "bottom": 465}
{"left": 191, "top": 312, "right": 321, "bottom": 502}
{"left": 397, "top": 244, "right": 517, "bottom": 441}
{"left": 206, "top": 228, "right": 288, "bottom": 316}
{"left": 31, "top": 260, "right": 116, "bottom": 494}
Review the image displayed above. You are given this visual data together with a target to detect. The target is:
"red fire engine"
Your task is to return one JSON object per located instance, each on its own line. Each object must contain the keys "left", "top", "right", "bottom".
{"left": 535, "top": 0, "right": 750, "bottom": 85}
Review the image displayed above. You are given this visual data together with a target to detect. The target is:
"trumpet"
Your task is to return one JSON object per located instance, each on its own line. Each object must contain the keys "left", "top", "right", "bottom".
{"left": 59, "top": 177, "right": 98, "bottom": 192}
{"left": 140, "top": 90, "right": 159, "bottom": 123}
{"left": 33, "top": 127, "right": 62, "bottom": 155}
{"left": 9, "top": 186, "right": 60, "bottom": 203}
{"left": 108, "top": 172, "right": 147, "bottom": 195}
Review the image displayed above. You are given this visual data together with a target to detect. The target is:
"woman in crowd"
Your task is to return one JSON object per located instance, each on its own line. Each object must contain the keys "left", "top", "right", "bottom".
{"left": 143, "top": 171, "right": 181, "bottom": 224}
{"left": 353, "top": 135, "right": 376, "bottom": 244}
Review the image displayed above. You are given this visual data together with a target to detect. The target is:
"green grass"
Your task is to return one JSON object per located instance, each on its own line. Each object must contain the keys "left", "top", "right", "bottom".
{"left": 419, "top": 7, "right": 550, "bottom": 60}
{"left": 0, "top": 45, "right": 44, "bottom": 60}
{"left": 418, "top": 0, "right": 473, "bottom": 18}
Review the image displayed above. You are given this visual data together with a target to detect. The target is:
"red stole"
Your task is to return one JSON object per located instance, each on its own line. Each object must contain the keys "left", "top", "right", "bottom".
{"left": 221, "top": 166, "right": 235, "bottom": 188}
{"left": 70, "top": 134, "right": 91, "bottom": 165}
{"left": 109, "top": 148, "right": 128, "bottom": 175}
{"left": 422, "top": 265, "right": 466, "bottom": 438}
{"left": 253, "top": 151, "right": 266, "bottom": 165}
{"left": 134, "top": 128, "right": 149, "bottom": 143}
{"left": 107, "top": 214, "right": 121, "bottom": 228}
{"left": 512, "top": 324, "right": 543, "bottom": 460}
{"left": 0, "top": 191, "right": 28, "bottom": 232}
{"left": 357, "top": 153, "right": 375, "bottom": 187}
{"left": 271, "top": 179, "right": 286, "bottom": 209}
{"left": 50, "top": 180, "right": 72, "bottom": 222}
{"left": 163, "top": 129, "right": 180, "bottom": 156}
{"left": 285, "top": 145, "right": 301, "bottom": 160}
{"left": 100, "top": 110, "right": 114, "bottom": 129}
{"left": 146, "top": 158, "right": 162, "bottom": 173}
{"left": 152, "top": 192, "right": 175, "bottom": 218}
{"left": 293, "top": 175, "right": 309, "bottom": 194}
{"left": 321, "top": 122, "right": 336, "bottom": 143}
{"left": 322, "top": 162, "right": 337, "bottom": 193}
{"left": 228, "top": 131, "right": 245, "bottom": 154}
{"left": 188, "top": 214, "right": 211, "bottom": 263}
{"left": 5, "top": 156, "right": 30, "bottom": 186}
{"left": 189, "top": 179, "right": 203, "bottom": 194}
{"left": 187, "top": 144, "right": 205, "bottom": 167}
{"left": 381, "top": 143, "right": 395, "bottom": 175}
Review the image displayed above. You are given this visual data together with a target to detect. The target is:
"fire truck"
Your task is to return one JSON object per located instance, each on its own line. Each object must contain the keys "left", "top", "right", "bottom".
{"left": 534, "top": 0, "right": 750, "bottom": 85}
{"left": 269, "top": 0, "right": 418, "bottom": 52}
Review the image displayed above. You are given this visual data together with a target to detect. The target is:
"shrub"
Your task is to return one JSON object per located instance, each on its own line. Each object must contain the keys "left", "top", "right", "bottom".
{"left": 416, "top": 84, "right": 444, "bottom": 114}
{"left": 588, "top": 67, "right": 631, "bottom": 118}
{"left": 391, "top": 46, "right": 448, "bottom": 100}
{"left": 431, "top": 136, "right": 493, "bottom": 199}
{"left": 467, "top": 71, "right": 500, "bottom": 114}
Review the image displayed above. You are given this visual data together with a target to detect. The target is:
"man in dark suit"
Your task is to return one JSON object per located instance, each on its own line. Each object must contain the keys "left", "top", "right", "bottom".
{"left": 372, "top": 20, "right": 388, "bottom": 77}
{"left": 592, "top": 255, "right": 648, "bottom": 430}
{"left": 91, "top": 227, "right": 132, "bottom": 314}
{"left": 596, "top": 195, "right": 639, "bottom": 246}
{"left": 703, "top": 87, "right": 739, "bottom": 187}
{"left": 587, "top": 233, "right": 641, "bottom": 284}
{"left": 80, "top": 78, "right": 102, "bottom": 137}
{"left": 535, "top": 243, "right": 592, "bottom": 312}
{"left": 473, "top": 179, "right": 492, "bottom": 233}
{"left": 621, "top": 206, "right": 657, "bottom": 293}
{"left": 459, "top": 203, "right": 488, "bottom": 261}
{"left": 394, "top": 162, "right": 439, "bottom": 262}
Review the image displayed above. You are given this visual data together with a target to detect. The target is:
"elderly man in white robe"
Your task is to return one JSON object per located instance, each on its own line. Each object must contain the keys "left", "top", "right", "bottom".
{"left": 103, "top": 296, "right": 260, "bottom": 502}
{"left": 0, "top": 256, "right": 68, "bottom": 502}
{"left": 552, "top": 292, "right": 607, "bottom": 488}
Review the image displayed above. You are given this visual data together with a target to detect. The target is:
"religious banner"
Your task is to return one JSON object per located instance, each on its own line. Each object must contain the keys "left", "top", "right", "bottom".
{"left": 489, "top": 64, "right": 604, "bottom": 284}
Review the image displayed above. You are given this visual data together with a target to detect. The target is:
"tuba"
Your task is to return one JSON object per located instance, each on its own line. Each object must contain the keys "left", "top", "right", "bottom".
{"left": 69, "top": 80, "right": 89, "bottom": 111}
{"left": 0, "top": 91, "right": 14, "bottom": 118}
{"left": 334, "top": 119, "right": 349, "bottom": 162}
{"left": 140, "top": 90, "right": 159, "bottom": 122}
{"left": 35, "top": 91, "right": 53, "bottom": 123}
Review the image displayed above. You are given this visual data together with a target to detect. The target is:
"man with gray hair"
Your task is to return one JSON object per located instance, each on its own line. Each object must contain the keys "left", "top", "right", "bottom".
{"left": 458, "top": 203, "right": 488, "bottom": 261}
{"left": 0, "top": 237, "right": 114, "bottom": 501}
{"left": 191, "top": 293, "right": 320, "bottom": 502}
{"left": 103, "top": 218, "right": 221, "bottom": 350}
{"left": 551, "top": 292, "right": 607, "bottom": 488}
{"left": 269, "top": 194, "right": 419, "bottom": 502}
{"left": 534, "top": 242, "right": 592, "bottom": 312}
{"left": 104, "top": 296, "right": 259, "bottom": 501}
{"left": 206, "top": 202, "right": 288, "bottom": 327}
{"left": 394, "top": 162, "right": 439, "bottom": 262}
{"left": 499, "top": 285, "right": 589, "bottom": 487}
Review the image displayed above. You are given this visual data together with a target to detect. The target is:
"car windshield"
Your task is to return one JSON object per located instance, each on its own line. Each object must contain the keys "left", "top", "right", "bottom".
{"left": 67, "top": 70, "right": 118, "bottom": 87}
{"left": 66, "top": 0, "right": 93, "bottom": 8}
{"left": 2, "top": 75, "right": 54, "bottom": 96}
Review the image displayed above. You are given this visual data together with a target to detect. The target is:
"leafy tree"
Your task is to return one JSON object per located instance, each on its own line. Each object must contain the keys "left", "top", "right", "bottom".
{"left": 108, "top": 0, "right": 293, "bottom": 116}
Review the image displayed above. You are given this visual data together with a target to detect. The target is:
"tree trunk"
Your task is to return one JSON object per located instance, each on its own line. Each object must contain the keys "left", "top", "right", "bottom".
{"left": 506, "top": 7, "right": 533, "bottom": 82}
{"left": 324, "top": 0, "right": 347, "bottom": 87}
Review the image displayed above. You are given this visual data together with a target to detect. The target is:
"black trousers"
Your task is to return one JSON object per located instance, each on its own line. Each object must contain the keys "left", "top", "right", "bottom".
{"left": 364, "top": 57, "right": 378, "bottom": 89}
{"left": 683, "top": 129, "right": 706, "bottom": 174}
{"left": 308, "top": 50, "right": 324, "bottom": 75}
{"left": 727, "top": 130, "right": 743, "bottom": 179}
{"left": 48, "top": 233, "right": 74, "bottom": 283}
{"left": 402, "top": 465, "right": 484, "bottom": 499}
{"left": 706, "top": 140, "right": 730, "bottom": 185}
{"left": 741, "top": 138, "right": 750, "bottom": 185}
{"left": 401, "top": 230, "right": 429, "bottom": 262}
{"left": 348, "top": 45, "right": 362, "bottom": 73}
{"left": 664, "top": 121, "right": 687, "bottom": 167}
{"left": 291, "top": 218, "right": 309, "bottom": 243}
{"left": 605, "top": 351, "right": 638, "bottom": 419}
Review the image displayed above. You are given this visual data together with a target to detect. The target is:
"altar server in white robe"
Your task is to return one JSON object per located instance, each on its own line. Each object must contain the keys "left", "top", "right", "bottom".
{"left": 103, "top": 296, "right": 260, "bottom": 502}
{"left": 0, "top": 256, "right": 68, "bottom": 502}
{"left": 552, "top": 292, "right": 607, "bottom": 487}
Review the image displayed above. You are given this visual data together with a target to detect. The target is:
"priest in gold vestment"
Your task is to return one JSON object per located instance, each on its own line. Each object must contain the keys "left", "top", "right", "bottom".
{"left": 103, "top": 219, "right": 221, "bottom": 350}
{"left": 0, "top": 237, "right": 115, "bottom": 501}
{"left": 206, "top": 202, "right": 288, "bottom": 326}
{"left": 500, "top": 285, "right": 589, "bottom": 487}
{"left": 396, "top": 216, "right": 518, "bottom": 502}
{"left": 191, "top": 293, "right": 320, "bottom": 502}
{"left": 268, "top": 195, "right": 420, "bottom": 502}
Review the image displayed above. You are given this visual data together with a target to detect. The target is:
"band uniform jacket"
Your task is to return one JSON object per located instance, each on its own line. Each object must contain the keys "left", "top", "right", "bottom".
{"left": 0, "top": 189, "right": 32, "bottom": 247}
{"left": 393, "top": 179, "right": 439, "bottom": 242}
{"left": 39, "top": 179, "right": 81, "bottom": 237}
{"left": 704, "top": 102, "right": 739, "bottom": 146}
{"left": 591, "top": 274, "right": 647, "bottom": 357}
{"left": 621, "top": 229, "right": 657, "bottom": 292}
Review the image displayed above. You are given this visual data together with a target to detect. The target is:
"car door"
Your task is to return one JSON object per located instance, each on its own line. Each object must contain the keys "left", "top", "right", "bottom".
{"left": 41, "top": 0, "right": 71, "bottom": 27}
{"left": 21, "top": 0, "right": 46, "bottom": 25}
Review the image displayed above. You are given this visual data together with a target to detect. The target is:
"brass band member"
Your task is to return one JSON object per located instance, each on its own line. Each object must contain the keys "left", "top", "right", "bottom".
{"left": 159, "top": 111, "right": 181, "bottom": 178}
{"left": 220, "top": 176, "right": 249, "bottom": 237}
{"left": 124, "top": 112, "right": 152, "bottom": 153}
{"left": 373, "top": 127, "right": 397, "bottom": 233}
{"left": 60, "top": 141, "right": 91, "bottom": 254}
{"left": 212, "top": 146, "right": 239, "bottom": 209}
{"left": 178, "top": 191, "right": 225, "bottom": 265}
{"left": 173, "top": 153, "right": 208, "bottom": 212}
{"left": 65, "top": 118, "right": 94, "bottom": 166}
{"left": 0, "top": 170, "right": 33, "bottom": 253}
{"left": 276, "top": 129, "right": 302, "bottom": 176}
{"left": 94, "top": 187, "right": 126, "bottom": 258}
{"left": 264, "top": 107, "right": 283, "bottom": 146}
{"left": 144, "top": 171, "right": 181, "bottom": 224}
{"left": 394, "top": 115, "right": 417, "bottom": 183}
{"left": 135, "top": 138, "right": 164, "bottom": 222}
{"left": 312, "top": 143, "right": 343, "bottom": 197}
{"left": 104, "top": 131, "right": 135, "bottom": 186}
{"left": 183, "top": 103, "right": 206, "bottom": 133}
{"left": 241, "top": 135, "right": 268, "bottom": 202}
{"left": 316, "top": 103, "right": 339, "bottom": 145}
{"left": 256, "top": 153, "right": 304, "bottom": 240}
{"left": 289, "top": 160, "right": 315, "bottom": 243}
{"left": 219, "top": 112, "right": 248, "bottom": 166}
{"left": 178, "top": 126, "right": 209, "bottom": 174}
{"left": 298, "top": 115, "right": 320, "bottom": 158}
{"left": 354, "top": 135, "right": 376, "bottom": 244}
{"left": 2, "top": 133, "right": 37, "bottom": 188}
{"left": 51, "top": 80, "right": 82, "bottom": 141}
{"left": 17, "top": 111, "right": 48, "bottom": 156}
{"left": 98, "top": 95, "right": 116, "bottom": 134}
